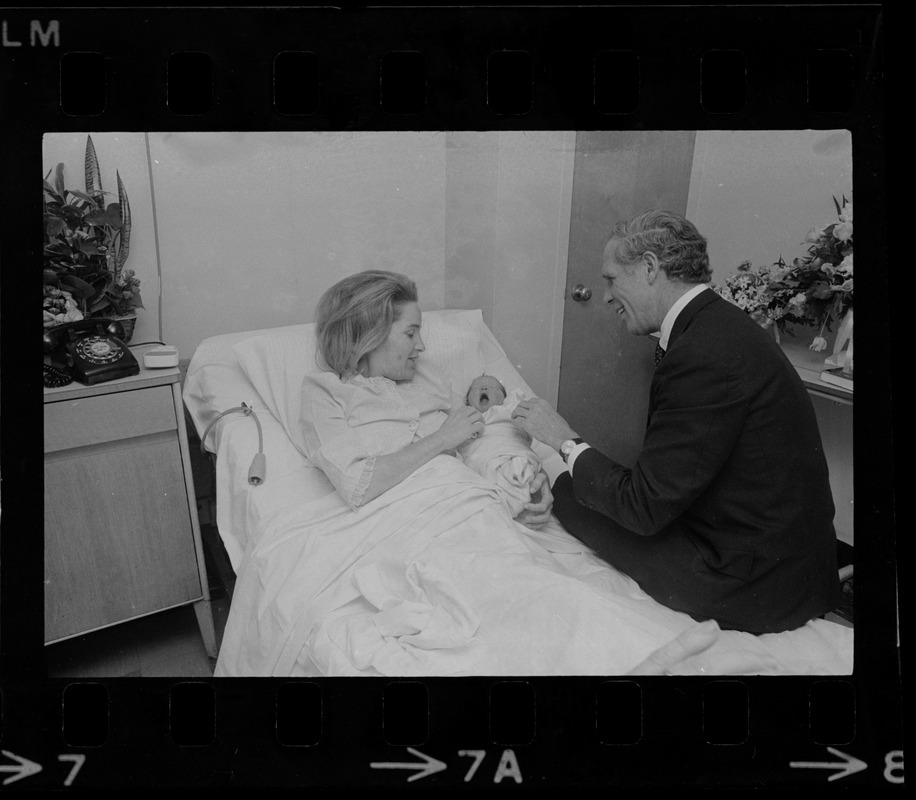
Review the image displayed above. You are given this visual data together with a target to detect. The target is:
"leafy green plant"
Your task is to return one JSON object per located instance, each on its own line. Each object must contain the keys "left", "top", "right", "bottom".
{"left": 43, "top": 135, "right": 142, "bottom": 319}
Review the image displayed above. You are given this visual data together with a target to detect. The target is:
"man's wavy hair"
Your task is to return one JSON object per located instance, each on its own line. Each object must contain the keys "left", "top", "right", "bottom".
{"left": 608, "top": 210, "right": 712, "bottom": 283}
{"left": 316, "top": 270, "right": 419, "bottom": 377}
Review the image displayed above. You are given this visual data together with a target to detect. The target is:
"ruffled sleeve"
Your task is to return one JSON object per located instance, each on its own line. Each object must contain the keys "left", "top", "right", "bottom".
{"left": 300, "top": 366, "right": 454, "bottom": 510}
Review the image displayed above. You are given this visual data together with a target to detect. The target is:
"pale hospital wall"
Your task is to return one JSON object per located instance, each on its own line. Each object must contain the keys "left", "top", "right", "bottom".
{"left": 149, "top": 131, "right": 449, "bottom": 355}
{"left": 687, "top": 129, "right": 853, "bottom": 283}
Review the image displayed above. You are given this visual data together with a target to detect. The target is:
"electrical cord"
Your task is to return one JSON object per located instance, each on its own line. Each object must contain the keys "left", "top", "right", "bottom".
{"left": 200, "top": 402, "right": 266, "bottom": 485}
{"left": 43, "top": 363, "right": 73, "bottom": 388}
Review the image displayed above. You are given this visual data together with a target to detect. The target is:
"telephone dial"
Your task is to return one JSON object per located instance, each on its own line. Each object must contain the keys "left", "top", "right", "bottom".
{"left": 43, "top": 318, "right": 140, "bottom": 386}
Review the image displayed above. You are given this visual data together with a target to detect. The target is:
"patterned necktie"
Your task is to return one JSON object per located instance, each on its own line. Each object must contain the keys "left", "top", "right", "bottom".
{"left": 654, "top": 342, "right": 666, "bottom": 366}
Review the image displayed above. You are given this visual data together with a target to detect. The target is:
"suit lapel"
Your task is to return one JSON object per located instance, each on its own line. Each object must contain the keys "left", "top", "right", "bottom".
{"left": 648, "top": 287, "right": 719, "bottom": 426}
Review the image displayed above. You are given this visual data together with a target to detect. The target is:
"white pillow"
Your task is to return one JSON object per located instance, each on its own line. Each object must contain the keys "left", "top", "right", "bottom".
{"left": 183, "top": 320, "right": 315, "bottom": 438}
{"left": 232, "top": 308, "right": 487, "bottom": 450}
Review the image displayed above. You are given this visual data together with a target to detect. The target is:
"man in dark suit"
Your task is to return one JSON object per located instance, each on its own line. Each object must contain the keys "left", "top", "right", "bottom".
{"left": 512, "top": 210, "right": 840, "bottom": 634}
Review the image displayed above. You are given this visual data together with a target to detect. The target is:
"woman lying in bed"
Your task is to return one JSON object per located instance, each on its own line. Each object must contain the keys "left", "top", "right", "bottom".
{"left": 216, "top": 270, "right": 817, "bottom": 677}
{"left": 303, "top": 270, "right": 553, "bottom": 526}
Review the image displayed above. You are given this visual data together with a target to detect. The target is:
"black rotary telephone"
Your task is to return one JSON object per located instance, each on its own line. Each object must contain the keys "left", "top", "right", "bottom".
{"left": 43, "top": 318, "right": 140, "bottom": 386}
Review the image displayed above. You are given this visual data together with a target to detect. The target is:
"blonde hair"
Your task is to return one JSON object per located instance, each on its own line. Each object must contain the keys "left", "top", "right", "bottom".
{"left": 609, "top": 210, "right": 712, "bottom": 283}
{"left": 316, "top": 270, "right": 419, "bottom": 376}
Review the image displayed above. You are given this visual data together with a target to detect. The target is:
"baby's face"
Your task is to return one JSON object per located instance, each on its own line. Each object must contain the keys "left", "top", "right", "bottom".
{"left": 467, "top": 375, "right": 507, "bottom": 412}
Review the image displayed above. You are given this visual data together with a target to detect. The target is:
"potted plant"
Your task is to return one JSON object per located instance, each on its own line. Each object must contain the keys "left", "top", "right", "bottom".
{"left": 43, "top": 135, "right": 143, "bottom": 339}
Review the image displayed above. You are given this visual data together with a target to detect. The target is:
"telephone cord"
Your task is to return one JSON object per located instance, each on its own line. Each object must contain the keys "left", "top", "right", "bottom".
{"left": 200, "top": 402, "right": 266, "bottom": 485}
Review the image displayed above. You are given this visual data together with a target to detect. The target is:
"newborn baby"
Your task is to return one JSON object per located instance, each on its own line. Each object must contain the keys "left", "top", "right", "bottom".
{"left": 458, "top": 374, "right": 543, "bottom": 519}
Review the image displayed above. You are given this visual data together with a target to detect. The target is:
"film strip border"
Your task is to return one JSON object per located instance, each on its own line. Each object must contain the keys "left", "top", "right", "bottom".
{"left": 0, "top": 6, "right": 884, "bottom": 130}
{"left": 0, "top": 676, "right": 905, "bottom": 787}
{"left": 0, "top": 3, "right": 896, "bottom": 791}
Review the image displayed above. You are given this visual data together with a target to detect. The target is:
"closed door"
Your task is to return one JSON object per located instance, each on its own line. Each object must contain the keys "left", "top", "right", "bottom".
{"left": 557, "top": 131, "right": 696, "bottom": 464}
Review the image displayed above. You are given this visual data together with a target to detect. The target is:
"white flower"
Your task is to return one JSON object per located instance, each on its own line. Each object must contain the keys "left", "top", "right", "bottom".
{"left": 809, "top": 336, "right": 828, "bottom": 352}
{"left": 769, "top": 267, "right": 788, "bottom": 282}
{"left": 834, "top": 220, "right": 853, "bottom": 242}
{"left": 838, "top": 254, "right": 853, "bottom": 275}
{"left": 805, "top": 225, "right": 827, "bottom": 243}
{"left": 789, "top": 292, "right": 807, "bottom": 307}
{"left": 838, "top": 200, "right": 853, "bottom": 222}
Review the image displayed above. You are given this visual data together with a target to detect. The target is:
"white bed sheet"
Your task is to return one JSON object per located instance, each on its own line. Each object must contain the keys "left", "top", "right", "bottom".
{"left": 183, "top": 310, "right": 853, "bottom": 676}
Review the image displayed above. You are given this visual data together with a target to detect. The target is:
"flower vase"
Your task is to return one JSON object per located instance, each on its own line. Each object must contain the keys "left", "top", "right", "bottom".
{"left": 824, "top": 310, "right": 853, "bottom": 376}
{"left": 112, "top": 313, "right": 137, "bottom": 343}
{"left": 755, "top": 315, "right": 780, "bottom": 344}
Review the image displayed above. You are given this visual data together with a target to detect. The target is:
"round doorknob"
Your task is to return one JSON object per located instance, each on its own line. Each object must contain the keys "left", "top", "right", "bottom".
{"left": 571, "top": 284, "right": 592, "bottom": 302}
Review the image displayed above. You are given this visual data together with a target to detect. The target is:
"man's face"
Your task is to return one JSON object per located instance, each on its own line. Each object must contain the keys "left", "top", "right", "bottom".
{"left": 601, "top": 240, "right": 659, "bottom": 336}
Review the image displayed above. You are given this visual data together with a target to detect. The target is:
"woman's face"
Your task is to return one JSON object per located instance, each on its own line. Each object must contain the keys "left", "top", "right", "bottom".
{"left": 363, "top": 301, "right": 425, "bottom": 382}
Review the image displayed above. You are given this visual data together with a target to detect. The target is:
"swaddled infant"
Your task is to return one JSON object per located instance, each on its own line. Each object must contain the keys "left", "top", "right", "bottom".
{"left": 457, "top": 375, "right": 543, "bottom": 519}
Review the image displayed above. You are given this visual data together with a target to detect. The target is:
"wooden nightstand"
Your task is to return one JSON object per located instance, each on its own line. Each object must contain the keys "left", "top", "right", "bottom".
{"left": 43, "top": 349, "right": 217, "bottom": 657}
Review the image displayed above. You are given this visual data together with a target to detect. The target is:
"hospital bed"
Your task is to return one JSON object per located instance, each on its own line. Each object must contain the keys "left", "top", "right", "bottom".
{"left": 182, "top": 309, "right": 853, "bottom": 677}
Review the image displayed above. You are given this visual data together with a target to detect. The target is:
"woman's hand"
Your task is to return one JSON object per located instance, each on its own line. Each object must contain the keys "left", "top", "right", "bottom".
{"left": 436, "top": 405, "right": 485, "bottom": 451}
{"left": 516, "top": 470, "right": 554, "bottom": 528}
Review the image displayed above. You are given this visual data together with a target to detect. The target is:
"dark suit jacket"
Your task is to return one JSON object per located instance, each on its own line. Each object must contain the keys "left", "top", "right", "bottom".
{"left": 557, "top": 288, "right": 840, "bottom": 633}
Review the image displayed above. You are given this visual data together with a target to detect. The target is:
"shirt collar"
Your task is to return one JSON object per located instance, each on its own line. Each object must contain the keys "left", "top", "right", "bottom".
{"left": 658, "top": 284, "right": 710, "bottom": 351}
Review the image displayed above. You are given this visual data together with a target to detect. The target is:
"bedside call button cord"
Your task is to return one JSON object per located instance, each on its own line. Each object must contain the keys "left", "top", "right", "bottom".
{"left": 200, "top": 402, "right": 266, "bottom": 485}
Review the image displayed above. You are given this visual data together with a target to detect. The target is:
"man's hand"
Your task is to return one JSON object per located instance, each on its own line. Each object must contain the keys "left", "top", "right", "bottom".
{"left": 516, "top": 471, "right": 553, "bottom": 528}
{"left": 511, "top": 398, "right": 578, "bottom": 452}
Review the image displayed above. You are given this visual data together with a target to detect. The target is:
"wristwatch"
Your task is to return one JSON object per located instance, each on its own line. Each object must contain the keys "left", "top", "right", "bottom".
{"left": 559, "top": 437, "right": 584, "bottom": 463}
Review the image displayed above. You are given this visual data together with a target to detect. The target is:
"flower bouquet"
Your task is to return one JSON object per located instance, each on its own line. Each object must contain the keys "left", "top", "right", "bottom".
{"left": 43, "top": 135, "right": 143, "bottom": 326}
{"left": 42, "top": 285, "right": 84, "bottom": 328}
{"left": 715, "top": 196, "right": 853, "bottom": 352}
